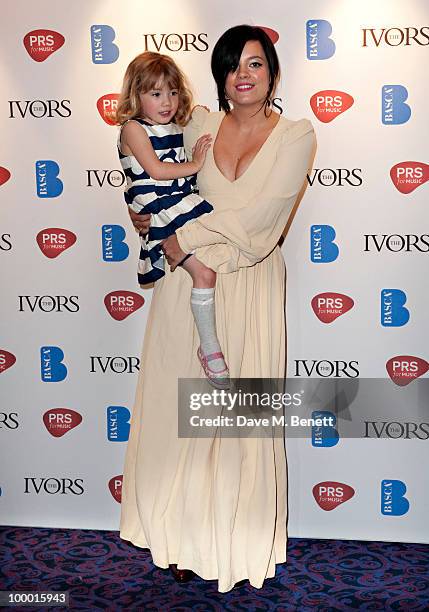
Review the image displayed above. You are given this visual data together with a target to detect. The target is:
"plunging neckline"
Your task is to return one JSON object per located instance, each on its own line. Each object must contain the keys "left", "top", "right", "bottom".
{"left": 212, "top": 112, "right": 281, "bottom": 185}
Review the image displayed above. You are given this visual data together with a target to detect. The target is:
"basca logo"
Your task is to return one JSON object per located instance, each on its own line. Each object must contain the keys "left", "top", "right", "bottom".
{"left": 313, "top": 481, "right": 355, "bottom": 511}
{"left": 107, "top": 406, "right": 131, "bottom": 442}
{"left": 311, "top": 410, "right": 339, "bottom": 447}
{"left": 0, "top": 167, "right": 11, "bottom": 186}
{"left": 86, "top": 170, "right": 125, "bottom": 188}
{"left": 386, "top": 355, "right": 429, "bottom": 387}
{"left": 109, "top": 475, "right": 123, "bottom": 503}
{"left": 90, "top": 25, "right": 119, "bottom": 64}
{"left": 381, "top": 480, "right": 409, "bottom": 516}
{"left": 306, "top": 20, "right": 335, "bottom": 59}
{"left": 310, "top": 225, "right": 339, "bottom": 263}
{"left": 24, "top": 477, "right": 84, "bottom": 495}
{"left": 257, "top": 27, "right": 279, "bottom": 44}
{"left": 36, "top": 228, "right": 77, "bottom": 259}
{"left": 23, "top": 30, "right": 65, "bottom": 62}
{"left": 104, "top": 291, "right": 145, "bottom": 321}
{"left": 0, "top": 234, "right": 12, "bottom": 251}
{"left": 364, "top": 234, "right": 429, "bottom": 252}
{"left": 35, "top": 161, "right": 63, "bottom": 198}
{"left": 102, "top": 225, "right": 129, "bottom": 261}
{"left": 8, "top": 99, "right": 71, "bottom": 118}
{"left": 0, "top": 350, "right": 16, "bottom": 374}
{"left": 382, "top": 85, "right": 411, "bottom": 125}
{"left": 381, "top": 289, "right": 409, "bottom": 327}
{"left": 40, "top": 346, "right": 68, "bottom": 382}
{"left": 311, "top": 292, "right": 354, "bottom": 324}
{"left": 307, "top": 168, "right": 362, "bottom": 187}
{"left": 90, "top": 356, "right": 140, "bottom": 374}
{"left": 143, "top": 33, "right": 209, "bottom": 52}
{"left": 0, "top": 412, "right": 19, "bottom": 429}
{"left": 97, "top": 94, "right": 119, "bottom": 125}
{"left": 364, "top": 420, "right": 429, "bottom": 440}
{"left": 310, "top": 91, "right": 354, "bottom": 123}
{"left": 390, "top": 162, "right": 429, "bottom": 194}
{"left": 294, "top": 360, "right": 359, "bottom": 378}
{"left": 19, "top": 295, "right": 79, "bottom": 313}
{"left": 43, "top": 409, "right": 82, "bottom": 438}
{"left": 362, "top": 27, "right": 429, "bottom": 47}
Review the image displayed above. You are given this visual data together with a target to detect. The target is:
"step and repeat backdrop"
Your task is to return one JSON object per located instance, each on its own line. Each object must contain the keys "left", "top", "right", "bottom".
{"left": 1, "top": 0, "right": 428, "bottom": 543}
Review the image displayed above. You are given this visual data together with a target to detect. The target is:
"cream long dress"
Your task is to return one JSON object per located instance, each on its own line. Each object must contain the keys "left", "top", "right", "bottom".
{"left": 119, "top": 107, "right": 315, "bottom": 593}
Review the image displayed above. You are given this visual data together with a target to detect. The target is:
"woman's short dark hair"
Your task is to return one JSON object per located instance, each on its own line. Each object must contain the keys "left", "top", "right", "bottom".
{"left": 211, "top": 25, "right": 280, "bottom": 114}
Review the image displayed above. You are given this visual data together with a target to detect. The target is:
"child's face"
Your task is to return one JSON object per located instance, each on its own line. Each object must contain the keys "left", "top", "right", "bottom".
{"left": 139, "top": 78, "right": 179, "bottom": 124}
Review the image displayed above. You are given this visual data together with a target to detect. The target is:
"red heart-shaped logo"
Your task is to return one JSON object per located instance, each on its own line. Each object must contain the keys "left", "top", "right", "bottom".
{"left": 23, "top": 30, "right": 65, "bottom": 62}
{"left": 310, "top": 90, "right": 354, "bottom": 123}
{"left": 257, "top": 26, "right": 279, "bottom": 44}
{"left": 386, "top": 355, "right": 429, "bottom": 387}
{"left": 104, "top": 291, "right": 145, "bottom": 321}
{"left": 311, "top": 292, "right": 354, "bottom": 323}
{"left": 43, "top": 408, "right": 83, "bottom": 438}
{"left": 0, "top": 350, "right": 16, "bottom": 374}
{"left": 313, "top": 481, "right": 355, "bottom": 511}
{"left": 0, "top": 167, "right": 11, "bottom": 186}
{"left": 97, "top": 94, "right": 120, "bottom": 125}
{"left": 109, "top": 475, "right": 123, "bottom": 503}
{"left": 390, "top": 161, "right": 429, "bottom": 195}
{"left": 36, "top": 228, "right": 77, "bottom": 259}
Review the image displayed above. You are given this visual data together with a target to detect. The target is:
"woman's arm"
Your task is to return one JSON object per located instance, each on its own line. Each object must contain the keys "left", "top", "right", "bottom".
{"left": 121, "top": 121, "right": 211, "bottom": 181}
{"left": 174, "top": 119, "right": 316, "bottom": 274}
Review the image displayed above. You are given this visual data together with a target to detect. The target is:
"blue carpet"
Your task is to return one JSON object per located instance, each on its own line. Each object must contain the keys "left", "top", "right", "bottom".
{"left": 0, "top": 527, "right": 428, "bottom": 610}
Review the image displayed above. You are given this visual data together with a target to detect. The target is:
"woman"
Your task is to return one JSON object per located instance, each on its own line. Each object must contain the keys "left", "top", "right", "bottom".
{"left": 121, "top": 25, "right": 316, "bottom": 592}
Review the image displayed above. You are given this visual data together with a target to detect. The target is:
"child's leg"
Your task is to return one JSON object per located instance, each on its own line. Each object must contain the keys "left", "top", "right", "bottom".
{"left": 181, "top": 255, "right": 229, "bottom": 377}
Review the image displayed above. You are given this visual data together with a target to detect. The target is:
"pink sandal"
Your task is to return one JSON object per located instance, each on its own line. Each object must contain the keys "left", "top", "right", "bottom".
{"left": 197, "top": 346, "right": 230, "bottom": 390}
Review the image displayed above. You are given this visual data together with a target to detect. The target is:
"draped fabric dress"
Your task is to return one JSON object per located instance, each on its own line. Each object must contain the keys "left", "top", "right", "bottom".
{"left": 119, "top": 107, "right": 315, "bottom": 593}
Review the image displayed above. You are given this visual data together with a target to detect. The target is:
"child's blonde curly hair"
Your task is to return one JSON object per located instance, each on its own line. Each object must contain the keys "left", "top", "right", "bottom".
{"left": 115, "top": 51, "right": 193, "bottom": 127}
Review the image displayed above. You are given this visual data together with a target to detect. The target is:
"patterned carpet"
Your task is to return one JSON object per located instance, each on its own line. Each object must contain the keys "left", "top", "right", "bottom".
{"left": 1, "top": 527, "right": 428, "bottom": 611}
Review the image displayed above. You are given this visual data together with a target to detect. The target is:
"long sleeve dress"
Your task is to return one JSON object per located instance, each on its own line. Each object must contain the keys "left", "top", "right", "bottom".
{"left": 119, "top": 106, "right": 315, "bottom": 593}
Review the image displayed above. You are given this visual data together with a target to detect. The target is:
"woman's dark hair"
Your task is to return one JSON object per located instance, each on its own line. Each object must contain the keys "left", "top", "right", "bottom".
{"left": 211, "top": 25, "right": 280, "bottom": 114}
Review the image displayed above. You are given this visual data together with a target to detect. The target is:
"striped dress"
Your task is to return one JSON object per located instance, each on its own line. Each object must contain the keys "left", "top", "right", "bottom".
{"left": 117, "top": 118, "right": 213, "bottom": 285}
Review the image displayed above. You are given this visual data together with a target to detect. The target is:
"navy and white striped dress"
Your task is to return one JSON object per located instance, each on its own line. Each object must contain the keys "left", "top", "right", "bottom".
{"left": 117, "top": 118, "right": 213, "bottom": 285}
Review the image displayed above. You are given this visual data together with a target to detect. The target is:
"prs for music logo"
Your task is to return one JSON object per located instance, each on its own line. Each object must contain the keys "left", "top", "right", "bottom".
{"left": 43, "top": 409, "right": 82, "bottom": 437}
{"left": 310, "top": 91, "right": 354, "bottom": 123}
{"left": 313, "top": 481, "right": 355, "bottom": 511}
{"left": 390, "top": 162, "right": 429, "bottom": 194}
{"left": 97, "top": 94, "right": 120, "bottom": 125}
{"left": 109, "top": 475, "right": 123, "bottom": 503}
{"left": 311, "top": 292, "right": 354, "bottom": 323}
{"left": 104, "top": 291, "right": 145, "bottom": 321}
{"left": 0, "top": 350, "right": 16, "bottom": 374}
{"left": 36, "top": 229, "right": 77, "bottom": 258}
{"left": 386, "top": 356, "right": 429, "bottom": 386}
{"left": 23, "top": 30, "right": 65, "bottom": 62}
{"left": 0, "top": 167, "right": 11, "bottom": 186}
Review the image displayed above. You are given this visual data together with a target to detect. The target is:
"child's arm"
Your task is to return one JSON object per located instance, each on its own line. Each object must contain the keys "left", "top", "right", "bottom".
{"left": 121, "top": 121, "right": 211, "bottom": 181}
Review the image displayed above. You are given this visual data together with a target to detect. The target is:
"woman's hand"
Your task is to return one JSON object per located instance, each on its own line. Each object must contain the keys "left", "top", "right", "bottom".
{"left": 128, "top": 208, "right": 151, "bottom": 235}
{"left": 161, "top": 234, "right": 187, "bottom": 272}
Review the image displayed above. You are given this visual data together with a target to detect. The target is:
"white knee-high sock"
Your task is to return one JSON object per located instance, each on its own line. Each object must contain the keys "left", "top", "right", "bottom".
{"left": 190, "top": 288, "right": 227, "bottom": 373}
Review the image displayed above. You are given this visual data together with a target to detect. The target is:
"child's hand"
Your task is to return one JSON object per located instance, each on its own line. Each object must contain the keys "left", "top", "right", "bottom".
{"left": 192, "top": 134, "right": 212, "bottom": 171}
{"left": 192, "top": 104, "right": 210, "bottom": 113}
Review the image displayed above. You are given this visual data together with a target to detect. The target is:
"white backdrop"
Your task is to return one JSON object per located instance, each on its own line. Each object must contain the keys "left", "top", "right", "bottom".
{"left": 1, "top": 0, "right": 428, "bottom": 544}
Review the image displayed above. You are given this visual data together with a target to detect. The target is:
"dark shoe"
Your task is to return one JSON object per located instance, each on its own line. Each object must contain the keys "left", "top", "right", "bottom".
{"left": 235, "top": 578, "right": 247, "bottom": 588}
{"left": 169, "top": 563, "right": 195, "bottom": 584}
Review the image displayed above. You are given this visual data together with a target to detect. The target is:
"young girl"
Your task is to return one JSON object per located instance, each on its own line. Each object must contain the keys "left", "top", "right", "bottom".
{"left": 115, "top": 51, "right": 229, "bottom": 389}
